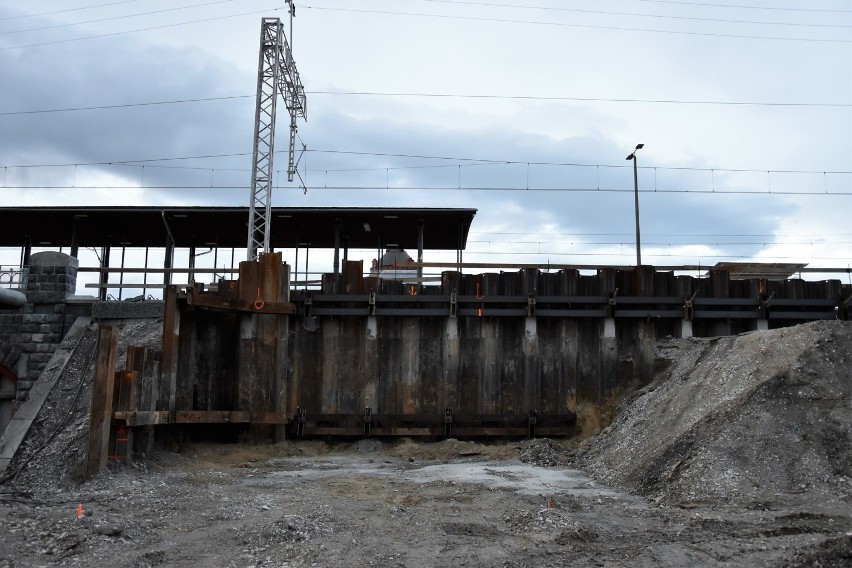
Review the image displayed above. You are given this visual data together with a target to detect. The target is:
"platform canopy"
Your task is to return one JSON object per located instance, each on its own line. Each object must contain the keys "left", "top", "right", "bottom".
{"left": 0, "top": 206, "right": 477, "bottom": 251}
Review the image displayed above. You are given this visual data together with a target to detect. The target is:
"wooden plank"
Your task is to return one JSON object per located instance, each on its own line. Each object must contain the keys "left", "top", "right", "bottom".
{"left": 238, "top": 260, "right": 259, "bottom": 303}
{"left": 252, "top": 252, "right": 282, "bottom": 439}
{"left": 374, "top": 427, "right": 435, "bottom": 436}
{"left": 160, "top": 285, "right": 180, "bottom": 412}
{"left": 113, "top": 371, "right": 137, "bottom": 411}
{"left": 113, "top": 411, "right": 170, "bottom": 426}
{"left": 535, "top": 427, "right": 577, "bottom": 436}
{"left": 127, "top": 347, "right": 146, "bottom": 405}
{"left": 237, "top": 259, "right": 260, "bottom": 422}
{"left": 142, "top": 349, "right": 161, "bottom": 453}
{"left": 769, "top": 311, "right": 836, "bottom": 320}
{"left": 309, "top": 427, "right": 364, "bottom": 436}
{"left": 85, "top": 325, "right": 119, "bottom": 479}
{"left": 251, "top": 412, "right": 289, "bottom": 425}
{"left": 112, "top": 369, "right": 138, "bottom": 462}
{"left": 273, "top": 260, "right": 290, "bottom": 441}
{"left": 175, "top": 315, "right": 196, "bottom": 411}
{"left": 111, "top": 410, "right": 289, "bottom": 425}
{"left": 175, "top": 411, "right": 252, "bottom": 424}
{"left": 448, "top": 427, "right": 529, "bottom": 437}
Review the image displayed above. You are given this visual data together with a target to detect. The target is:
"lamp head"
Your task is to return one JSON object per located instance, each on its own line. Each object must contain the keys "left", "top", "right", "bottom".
{"left": 627, "top": 143, "right": 644, "bottom": 160}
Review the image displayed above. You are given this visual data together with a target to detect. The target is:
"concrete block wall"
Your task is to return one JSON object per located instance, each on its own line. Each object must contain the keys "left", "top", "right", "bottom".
{"left": 0, "top": 252, "right": 81, "bottom": 400}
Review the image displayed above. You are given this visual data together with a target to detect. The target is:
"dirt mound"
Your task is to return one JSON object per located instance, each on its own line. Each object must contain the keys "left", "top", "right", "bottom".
{"left": 578, "top": 321, "right": 852, "bottom": 508}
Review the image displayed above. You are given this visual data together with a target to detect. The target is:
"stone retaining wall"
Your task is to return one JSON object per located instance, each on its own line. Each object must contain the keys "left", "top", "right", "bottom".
{"left": 0, "top": 252, "right": 82, "bottom": 400}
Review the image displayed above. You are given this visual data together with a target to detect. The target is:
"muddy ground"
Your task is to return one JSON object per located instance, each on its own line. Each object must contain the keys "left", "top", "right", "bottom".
{"left": 1, "top": 320, "right": 850, "bottom": 567}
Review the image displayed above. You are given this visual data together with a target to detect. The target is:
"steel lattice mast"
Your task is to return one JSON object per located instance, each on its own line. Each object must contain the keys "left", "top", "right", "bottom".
{"left": 246, "top": 8, "right": 306, "bottom": 261}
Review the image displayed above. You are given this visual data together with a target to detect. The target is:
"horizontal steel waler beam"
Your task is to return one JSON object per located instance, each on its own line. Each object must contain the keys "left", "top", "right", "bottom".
{"left": 112, "top": 410, "right": 289, "bottom": 426}
{"left": 293, "top": 294, "right": 843, "bottom": 319}
{"left": 290, "top": 411, "right": 576, "bottom": 438}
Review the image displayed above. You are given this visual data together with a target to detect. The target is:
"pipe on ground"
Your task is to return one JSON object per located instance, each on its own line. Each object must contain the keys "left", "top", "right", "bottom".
{"left": 0, "top": 288, "right": 27, "bottom": 308}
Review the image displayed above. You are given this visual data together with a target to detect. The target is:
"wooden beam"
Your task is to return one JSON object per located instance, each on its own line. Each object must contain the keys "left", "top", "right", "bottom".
{"left": 175, "top": 411, "right": 252, "bottom": 424}
{"left": 113, "top": 411, "right": 170, "bottom": 426}
{"left": 111, "top": 410, "right": 288, "bottom": 425}
{"left": 160, "top": 285, "right": 180, "bottom": 412}
{"left": 186, "top": 288, "right": 294, "bottom": 314}
{"left": 85, "top": 325, "right": 119, "bottom": 479}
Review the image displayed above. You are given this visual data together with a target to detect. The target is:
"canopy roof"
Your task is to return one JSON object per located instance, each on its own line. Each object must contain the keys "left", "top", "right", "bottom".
{"left": 0, "top": 206, "right": 477, "bottom": 250}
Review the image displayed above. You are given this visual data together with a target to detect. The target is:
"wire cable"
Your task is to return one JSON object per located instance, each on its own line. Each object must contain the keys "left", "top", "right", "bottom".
{"left": 0, "top": 95, "right": 252, "bottom": 116}
{"left": 0, "top": 1, "right": 139, "bottom": 22}
{"left": 0, "top": 7, "right": 281, "bottom": 51}
{"left": 3, "top": 149, "right": 851, "bottom": 176}
{"left": 631, "top": 0, "right": 852, "bottom": 14}
{"left": 0, "top": 0, "right": 246, "bottom": 36}
{"left": 297, "top": 5, "right": 851, "bottom": 43}
{"left": 1, "top": 91, "right": 847, "bottom": 117}
{"left": 309, "top": 90, "right": 852, "bottom": 108}
{"left": 414, "top": 0, "right": 851, "bottom": 29}
{"left": 0, "top": 184, "right": 848, "bottom": 196}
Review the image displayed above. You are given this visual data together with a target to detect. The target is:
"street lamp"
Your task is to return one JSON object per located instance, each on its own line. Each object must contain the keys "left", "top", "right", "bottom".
{"left": 626, "top": 143, "right": 644, "bottom": 266}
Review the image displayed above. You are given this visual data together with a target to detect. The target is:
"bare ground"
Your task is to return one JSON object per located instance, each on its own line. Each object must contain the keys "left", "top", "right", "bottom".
{"left": 1, "top": 320, "right": 850, "bottom": 567}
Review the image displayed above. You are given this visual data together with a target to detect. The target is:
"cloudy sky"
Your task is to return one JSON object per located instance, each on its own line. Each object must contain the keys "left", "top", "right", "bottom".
{"left": 1, "top": 0, "right": 850, "bottom": 285}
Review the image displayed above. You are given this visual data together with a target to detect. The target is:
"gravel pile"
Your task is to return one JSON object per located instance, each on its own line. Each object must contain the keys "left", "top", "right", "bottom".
{"left": 578, "top": 321, "right": 852, "bottom": 508}
{"left": 518, "top": 438, "right": 573, "bottom": 467}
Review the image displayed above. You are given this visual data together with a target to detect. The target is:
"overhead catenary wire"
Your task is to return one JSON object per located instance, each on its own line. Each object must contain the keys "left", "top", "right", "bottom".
{"left": 462, "top": 250, "right": 851, "bottom": 261}
{"left": 468, "top": 239, "right": 852, "bottom": 247}
{"left": 630, "top": 0, "right": 852, "bottom": 14}
{"left": 0, "top": 0, "right": 246, "bottom": 36}
{"left": 469, "top": 231, "right": 852, "bottom": 238}
{"left": 423, "top": 0, "right": 852, "bottom": 14}
{"left": 307, "top": 90, "right": 852, "bottom": 108}
{"left": 0, "top": 0, "right": 139, "bottom": 21}
{"left": 0, "top": 184, "right": 849, "bottom": 196}
{"left": 1, "top": 91, "right": 847, "bottom": 117}
{"left": 297, "top": 5, "right": 851, "bottom": 43}
{"left": 2, "top": 2, "right": 846, "bottom": 50}
{"left": 414, "top": 0, "right": 852, "bottom": 28}
{"left": 3, "top": 148, "right": 851, "bottom": 176}
{"left": 0, "top": 7, "right": 282, "bottom": 51}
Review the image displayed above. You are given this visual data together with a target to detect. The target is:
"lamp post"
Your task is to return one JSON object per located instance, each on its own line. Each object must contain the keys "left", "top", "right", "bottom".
{"left": 626, "top": 143, "right": 644, "bottom": 267}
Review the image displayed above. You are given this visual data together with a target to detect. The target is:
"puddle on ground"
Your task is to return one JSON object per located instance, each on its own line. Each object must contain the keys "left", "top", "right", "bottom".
{"left": 252, "top": 457, "right": 645, "bottom": 504}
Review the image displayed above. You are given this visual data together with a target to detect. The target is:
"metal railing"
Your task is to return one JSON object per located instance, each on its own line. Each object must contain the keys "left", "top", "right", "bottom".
{"left": 0, "top": 265, "right": 27, "bottom": 289}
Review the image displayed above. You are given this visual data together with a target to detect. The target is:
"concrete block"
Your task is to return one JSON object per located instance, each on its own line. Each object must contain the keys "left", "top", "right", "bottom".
{"left": 23, "top": 313, "right": 58, "bottom": 325}
{"left": 0, "top": 343, "right": 20, "bottom": 368}
{"left": 0, "top": 323, "right": 21, "bottom": 336}
{"left": 27, "top": 291, "right": 63, "bottom": 304}
{"left": 29, "top": 251, "right": 79, "bottom": 269}
{"left": 28, "top": 353, "right": 53, "bottom": 364}
{"left": 15, "top": 353, "right": 28, "bottom": 380}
